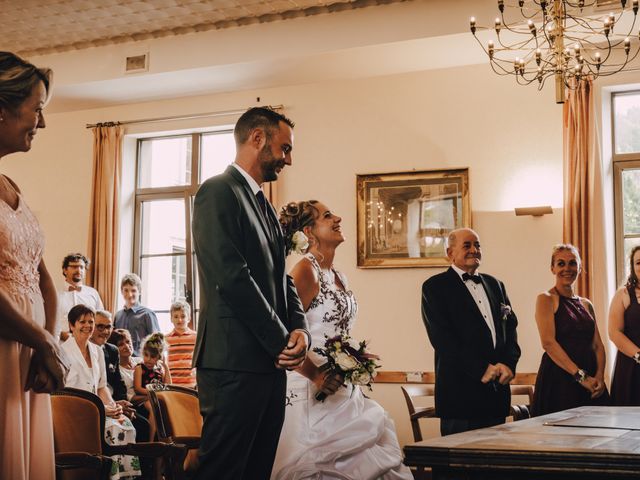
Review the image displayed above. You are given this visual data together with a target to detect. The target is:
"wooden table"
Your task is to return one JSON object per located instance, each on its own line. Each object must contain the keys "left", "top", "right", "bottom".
{"left": 403, "top": 406, "right": 640, "bottom": 479}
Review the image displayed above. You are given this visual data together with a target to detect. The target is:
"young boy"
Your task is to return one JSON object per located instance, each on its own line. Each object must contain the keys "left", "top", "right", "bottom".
{"left": 166, "top": 300, "right": 197, "bottom": 388}
{"left": 114, "top": 273, "right": 161, "bottom": 356}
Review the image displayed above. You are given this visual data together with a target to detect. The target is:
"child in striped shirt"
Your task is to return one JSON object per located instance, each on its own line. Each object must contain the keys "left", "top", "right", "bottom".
{"left": 166, "top": 301, "right": 197, "bottom": 388}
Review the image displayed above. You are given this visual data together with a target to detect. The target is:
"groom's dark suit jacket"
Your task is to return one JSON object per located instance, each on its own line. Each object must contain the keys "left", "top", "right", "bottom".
{"left": 421, "top": 267, "right": 521, "bottom": 420}
{"left": 192, "top": 165, "right": 307, "bottom": 372}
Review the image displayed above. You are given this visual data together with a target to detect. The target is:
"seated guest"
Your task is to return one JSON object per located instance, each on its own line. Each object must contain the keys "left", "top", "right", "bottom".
{"left": 531, "top": 244, "right": 609, "bottom": 416}
{"left": 92, "top": 312, "right": 151, "bottom": 446}
{"left": 166, "top": 301, "right": 197, "bottom": 388}
{"left": 62, "top": 304, "right": 140, "bottom": 478}
{"left": 56, "top": 253, "right": 104, "bottom": 342}
{"left": 91, "top": 311, "right": 126, "bottom": 399}
{"left": 133, "top": 332, "right": 172, "bottom": 414}
{"left": 109, "top": 328, "right": 142, "bottom": 402}
{"left": 609, "top": 246, "right": 640, "bottom": 405}
{"left": 114, "top": 273, "right": 160, "bottom": 356}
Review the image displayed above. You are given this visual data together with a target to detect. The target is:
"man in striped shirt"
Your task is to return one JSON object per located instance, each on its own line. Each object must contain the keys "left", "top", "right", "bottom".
{"left": 166, "top": 301, "right": 197, "bottom": 388}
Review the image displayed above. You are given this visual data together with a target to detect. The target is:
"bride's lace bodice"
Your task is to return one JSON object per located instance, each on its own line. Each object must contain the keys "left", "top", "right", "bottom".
{"left": 0, "top": 178, "right": 43, "bottom": 299}
{"left": 305, "top": 254, "right": 357, "bottom": 352}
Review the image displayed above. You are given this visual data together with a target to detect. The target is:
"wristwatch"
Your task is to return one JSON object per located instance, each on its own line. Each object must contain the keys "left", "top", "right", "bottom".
{"left": 573, "top": 368, "right": 587, "bottom": 383}
{"left": 634, "top": 352, "right": 640, "bottom": 364}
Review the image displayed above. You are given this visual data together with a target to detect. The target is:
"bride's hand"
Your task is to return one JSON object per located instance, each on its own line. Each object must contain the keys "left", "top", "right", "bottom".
{"left": 314, "top": 371, "right": 344, "bottom": 397}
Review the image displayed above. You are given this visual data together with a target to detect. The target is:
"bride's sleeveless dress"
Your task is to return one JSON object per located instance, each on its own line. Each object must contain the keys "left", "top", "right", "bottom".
{"left": 272, "top": 254, "right": 412, "bottom": 480}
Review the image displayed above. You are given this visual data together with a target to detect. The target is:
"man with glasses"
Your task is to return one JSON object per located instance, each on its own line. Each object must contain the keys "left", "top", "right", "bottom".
{"left": 91, "top": 310, "right": 127, "bottom": 400}
{"left": 57, "top": 253, "right": 104, "bottom": 342}
{"left": 90, "top": 310, "right": 150, "bottom": 444}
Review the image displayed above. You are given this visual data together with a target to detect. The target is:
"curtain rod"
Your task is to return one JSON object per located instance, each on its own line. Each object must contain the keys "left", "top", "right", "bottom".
{"left": 85, "top": 104, "right": 284, "bottom": 129}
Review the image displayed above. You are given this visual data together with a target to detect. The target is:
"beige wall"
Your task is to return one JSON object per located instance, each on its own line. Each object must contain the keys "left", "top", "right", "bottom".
{"left": 1, "top": 62, "right": 565, "bottom": 447}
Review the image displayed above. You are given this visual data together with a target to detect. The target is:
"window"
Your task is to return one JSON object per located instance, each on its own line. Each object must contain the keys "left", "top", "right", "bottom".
{"left": 612, "top": 92, "right": 640, "bottom": 285}
{"left": 133, "top": 130, "right": 236, "bottom": 332}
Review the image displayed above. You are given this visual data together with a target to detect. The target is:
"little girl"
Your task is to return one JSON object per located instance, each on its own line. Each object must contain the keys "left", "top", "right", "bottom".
{"left": 133, "top": 332, "right": 172, "bottom": 413}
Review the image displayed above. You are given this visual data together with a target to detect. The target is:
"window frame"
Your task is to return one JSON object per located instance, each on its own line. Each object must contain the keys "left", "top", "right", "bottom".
{"left": 612, "top": 91, "right": 640, "bottom": 286}
{"left": 131, "top": 129, "right": 234, "bottom": 329}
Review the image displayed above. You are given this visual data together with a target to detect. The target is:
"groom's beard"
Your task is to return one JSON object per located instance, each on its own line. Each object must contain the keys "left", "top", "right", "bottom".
{"left": 259, "top": 142, "right": 285, "bottom": 182}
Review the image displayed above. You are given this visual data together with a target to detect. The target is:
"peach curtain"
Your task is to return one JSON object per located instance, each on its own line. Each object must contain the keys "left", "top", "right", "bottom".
{"left": 562, "top": 80, "right": 596, "bottom": 298}
{"left": 86, "top": 124, "right": 123, "bottom": 312}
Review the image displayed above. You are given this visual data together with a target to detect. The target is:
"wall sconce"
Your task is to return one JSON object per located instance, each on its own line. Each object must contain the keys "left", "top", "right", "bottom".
{"left": 514, "top": 206, "right": 553, "bottom": 217}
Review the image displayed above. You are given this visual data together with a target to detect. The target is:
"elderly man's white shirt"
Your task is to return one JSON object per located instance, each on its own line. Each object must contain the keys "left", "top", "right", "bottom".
{"left": 56, "top": 282, "right": 104, "bottom": 339}
{"left": 61, "top": 336, "right": 107, "bottom": 394}
{"left": 451, "top": 264, "right": 497, "bottom": 347}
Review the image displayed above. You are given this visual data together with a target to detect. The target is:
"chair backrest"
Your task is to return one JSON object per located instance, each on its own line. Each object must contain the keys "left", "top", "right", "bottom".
{"left": 148, "top": 385, "right": 201, "bottom": 440}
{"left": 148, "top": 384, "right": 201, "bottom": 472}
{"left": 509, "top": 384, "right": 535, "bottom": 421}
{"left": 51, "top": 388, "right": 105, "bottom": 455}
{"left": 401, "top": 380, "right": 536, "bottom": 442}
{"left": 400, "top": 384, "right": 436, "bottom": 443}
{"left": 51, "top": 388, "right": 108, "bottom": 480}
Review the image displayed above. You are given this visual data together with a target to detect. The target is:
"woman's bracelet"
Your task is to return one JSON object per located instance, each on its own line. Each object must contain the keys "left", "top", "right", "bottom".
{"left": 573, "top": 368, "right": 588, "bottom": 383}
{"left": 634, "top": 351, "right": 640, "bottom": 365}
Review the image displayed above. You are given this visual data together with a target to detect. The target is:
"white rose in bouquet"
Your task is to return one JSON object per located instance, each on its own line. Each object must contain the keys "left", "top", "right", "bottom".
{"left": 335, "top": 351, "right": 359, "bottom": 370}
{"left": 351, "top": 369, "right": 372, "bottom": 386}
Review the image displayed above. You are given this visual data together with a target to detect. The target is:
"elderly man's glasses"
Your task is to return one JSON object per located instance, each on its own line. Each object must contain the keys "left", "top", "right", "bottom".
{"left": 95, "top": 324, "right": 113, "bottom": 331}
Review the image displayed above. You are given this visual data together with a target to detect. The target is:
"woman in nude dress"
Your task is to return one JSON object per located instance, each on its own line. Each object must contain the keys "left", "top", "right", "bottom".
{"left": 0, "top": 51, "right": 69, "bottom": 479}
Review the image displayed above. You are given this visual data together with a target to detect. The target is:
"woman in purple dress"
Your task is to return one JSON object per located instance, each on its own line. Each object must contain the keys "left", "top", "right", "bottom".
{"left": 531, "top": 244, "right": 609, "bottom": 416}
{"left": 609, "top": 245, "right": 640, "bottom": 405}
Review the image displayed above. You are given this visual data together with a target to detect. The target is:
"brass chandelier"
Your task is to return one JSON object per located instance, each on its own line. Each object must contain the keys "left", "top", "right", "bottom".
{"left": 470, "top": 1, "right": 640, "bottom": 103}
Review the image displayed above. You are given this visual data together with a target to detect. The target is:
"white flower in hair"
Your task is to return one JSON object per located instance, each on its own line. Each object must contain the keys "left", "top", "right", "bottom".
{"left": 291, "top": 231, "right": 309, "bottom": 255}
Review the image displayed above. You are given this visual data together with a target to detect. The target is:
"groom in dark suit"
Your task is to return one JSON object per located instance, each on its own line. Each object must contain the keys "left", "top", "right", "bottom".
{"left": 422, "top": 228, "right": 520, "bottom": 436}
{"left": 192, "top": 107, "right": 309, "bottom": 480}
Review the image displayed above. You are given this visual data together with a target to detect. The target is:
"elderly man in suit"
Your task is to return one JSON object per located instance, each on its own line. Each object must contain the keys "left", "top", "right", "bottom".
{"left": 421, "top": 227, "right": 521, "bottom": 436}
{"left": 192, "top": 107, "right": 309, "bottom": 480}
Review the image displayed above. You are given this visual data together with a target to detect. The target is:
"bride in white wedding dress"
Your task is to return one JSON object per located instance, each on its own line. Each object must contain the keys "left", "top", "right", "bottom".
{"left": 273, "top": 200, "right": 413, "bottom": 480}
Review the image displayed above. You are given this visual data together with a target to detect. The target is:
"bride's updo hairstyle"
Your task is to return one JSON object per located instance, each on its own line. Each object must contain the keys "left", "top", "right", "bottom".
{"left": 279, "top": 200, "right": 319, "bottom": 255}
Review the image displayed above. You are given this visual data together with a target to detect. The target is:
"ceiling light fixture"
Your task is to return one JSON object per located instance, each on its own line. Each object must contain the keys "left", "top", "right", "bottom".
{"left": 470, "top": 1, "right": 639, "bottom": 103}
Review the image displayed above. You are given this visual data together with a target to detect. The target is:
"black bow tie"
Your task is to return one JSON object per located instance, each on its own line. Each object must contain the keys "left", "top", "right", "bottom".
{"left": 462, "top": 272, "right": 482, "bottom": 284}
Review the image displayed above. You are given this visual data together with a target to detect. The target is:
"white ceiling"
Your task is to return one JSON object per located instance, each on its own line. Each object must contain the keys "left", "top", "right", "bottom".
{"left": 4, "top": 0, "right": 401, "bottom": 57}
{"left": 1, "top": 0, "right": 514, "bottom": 112}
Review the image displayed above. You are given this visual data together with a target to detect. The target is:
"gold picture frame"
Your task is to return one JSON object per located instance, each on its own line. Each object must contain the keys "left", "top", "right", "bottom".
{"left": 356, "top": 168, "right": 470, "bottom": 268}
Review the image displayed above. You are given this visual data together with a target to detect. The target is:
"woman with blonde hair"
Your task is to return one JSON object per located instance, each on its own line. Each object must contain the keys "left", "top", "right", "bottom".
{"left": 0, "top": 51, "right": 69, "bottom": 479}
{"left": 531, "top": 244, "right": 609, "bottom": 416}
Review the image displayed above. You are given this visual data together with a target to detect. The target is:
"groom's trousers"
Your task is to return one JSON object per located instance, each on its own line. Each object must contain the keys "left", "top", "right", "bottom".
{"left": 195, "top": 368, "right": 287, "bottom": 480}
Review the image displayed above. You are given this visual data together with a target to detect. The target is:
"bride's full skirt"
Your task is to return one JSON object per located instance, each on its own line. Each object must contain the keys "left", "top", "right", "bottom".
{"left": 272, "top": 372, "right": 412, "bottom": 480}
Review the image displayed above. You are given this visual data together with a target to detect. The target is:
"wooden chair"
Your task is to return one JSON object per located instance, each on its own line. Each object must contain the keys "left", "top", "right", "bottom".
{"left": 400, "top": 384, "right": 436, "bottom": 443}
{"left": 401, "top": 383, "right": 534, "bottom": 439}
{"left": 51, "top": 387, "right": 187, "bottom": 480}
{"left": 148, "top": 384, "right": 202, "bottom": 476}
{"left": 400, "top": 385, "right": 436, "bottom": 480}
{"left": 54, "top": 451, "right": 113, "bottom": 480}
{"left": 509, "top": 384, "right": 535, "bottom": 421}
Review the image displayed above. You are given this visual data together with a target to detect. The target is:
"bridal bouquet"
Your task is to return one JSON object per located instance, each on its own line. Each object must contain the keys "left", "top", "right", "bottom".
{"left": 313, "top": 332, "right": 381, "bottom": 401}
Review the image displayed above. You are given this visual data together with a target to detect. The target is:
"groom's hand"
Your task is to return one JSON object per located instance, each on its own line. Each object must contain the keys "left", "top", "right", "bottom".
{"left": 276, "top": 330, "right": 309, "bottom": 370}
